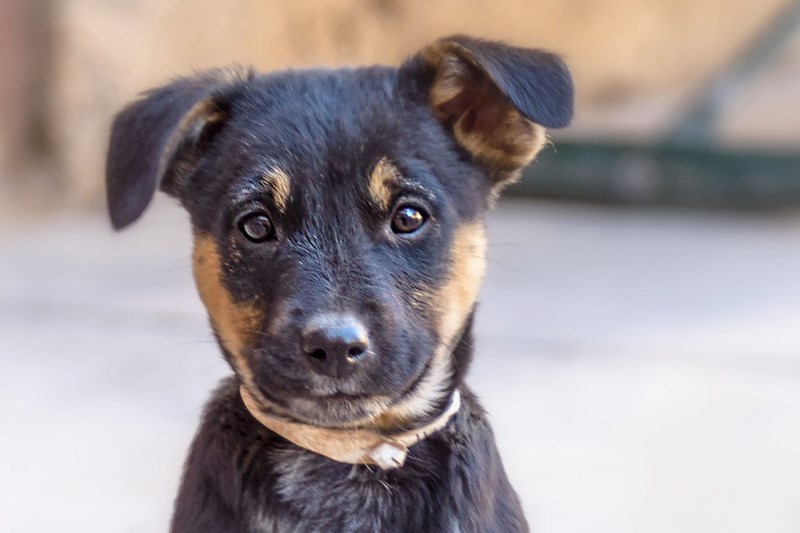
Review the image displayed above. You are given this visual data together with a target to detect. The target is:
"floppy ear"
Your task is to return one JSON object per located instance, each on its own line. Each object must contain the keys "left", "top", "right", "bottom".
{"left": 105, "top": 67, "right": 251, "bottom": 230}
{"left": 406, "top": 35, "right": 574, "bottom": 187}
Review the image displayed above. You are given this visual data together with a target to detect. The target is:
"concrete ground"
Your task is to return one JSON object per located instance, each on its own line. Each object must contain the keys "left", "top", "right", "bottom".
{"left": 1, "top": 198, "right": 800, "bottom": 533}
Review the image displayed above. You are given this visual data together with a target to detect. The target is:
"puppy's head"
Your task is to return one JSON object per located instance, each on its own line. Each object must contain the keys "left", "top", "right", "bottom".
{"left": 106, "top": 36, "right": 573, "bottom": 429}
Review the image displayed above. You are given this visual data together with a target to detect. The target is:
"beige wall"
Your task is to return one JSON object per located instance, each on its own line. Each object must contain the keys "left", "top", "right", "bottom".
{"left": 1, "top": 0, "right": 790, "bottom": 209}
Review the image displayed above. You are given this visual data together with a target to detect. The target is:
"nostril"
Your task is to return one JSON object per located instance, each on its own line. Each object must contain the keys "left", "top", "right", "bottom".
{"left": 346, "top": 345, "right": 367, "bottom": 361}
{"left": 308, "top": 348, "right": 327, "bottom": 362}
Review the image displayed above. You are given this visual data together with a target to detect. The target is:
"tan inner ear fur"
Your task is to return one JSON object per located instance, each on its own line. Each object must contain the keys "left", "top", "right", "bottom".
{"left": 376, "top": 222, "right": 487, "bottom": 427}
{"left": 423, "top": 42, "right": 547, "bottom": 184}
{"left": 154, "top": 68, "right": 251, "bottom": 192}
{"left": 192, "top": 234, "right": 262, "bottom": 388}
{"left": 155, "top": 98, "right": 220, "bottom": 187}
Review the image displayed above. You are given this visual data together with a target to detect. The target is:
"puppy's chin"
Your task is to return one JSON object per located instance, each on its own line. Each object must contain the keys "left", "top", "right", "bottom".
{"left": 281, "top": 395, "right": 392, "bottom": 428}
{"left": 241, "top": 378, "right": 388, "bottom": 428}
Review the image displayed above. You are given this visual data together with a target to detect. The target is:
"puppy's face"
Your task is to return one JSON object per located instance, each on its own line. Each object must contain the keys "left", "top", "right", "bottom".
{"left": 106, "top": 36, "right": 573, "bottom": 428}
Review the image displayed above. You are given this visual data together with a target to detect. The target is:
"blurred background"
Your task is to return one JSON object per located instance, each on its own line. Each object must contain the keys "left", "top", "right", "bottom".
{"left": 1, "top": 1, "right": 799, "bottom": 532}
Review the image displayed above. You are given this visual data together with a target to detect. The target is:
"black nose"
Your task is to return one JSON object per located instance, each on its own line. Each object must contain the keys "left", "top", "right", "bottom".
{"left": 302, "top": 315, "right": 370, "bottom": 378}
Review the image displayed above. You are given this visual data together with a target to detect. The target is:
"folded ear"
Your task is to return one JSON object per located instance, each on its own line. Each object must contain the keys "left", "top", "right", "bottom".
{"left": 405, "top": 35, "right": 574, "bottom": 187}
{"left": 105, "top": 67, "right": 251, "bottom": 230}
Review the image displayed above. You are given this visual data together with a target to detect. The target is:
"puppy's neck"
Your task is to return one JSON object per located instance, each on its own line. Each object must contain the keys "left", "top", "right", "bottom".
{"left": 240, "top": 385, "right": 461, "bottom": 470}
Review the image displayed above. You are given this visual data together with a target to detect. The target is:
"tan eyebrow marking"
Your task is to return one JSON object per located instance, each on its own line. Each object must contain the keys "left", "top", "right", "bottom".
{"left": 369, "top": 158, "right": 401, "bottom": 210}
{"left": 260, "top": 167, "right": 291, "bottom": 212}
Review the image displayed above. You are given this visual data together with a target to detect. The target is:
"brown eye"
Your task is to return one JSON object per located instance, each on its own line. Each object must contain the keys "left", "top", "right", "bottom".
{"left": 391, "top": 205, "right": 427, "bottom": 234}
{"left": 238, "top": 212, "right": 274, "bottom": 242}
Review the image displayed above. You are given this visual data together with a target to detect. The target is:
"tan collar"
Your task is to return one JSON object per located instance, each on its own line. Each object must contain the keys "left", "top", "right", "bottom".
{"left": 240, "top": 386, "right": 461, "bottom": 470}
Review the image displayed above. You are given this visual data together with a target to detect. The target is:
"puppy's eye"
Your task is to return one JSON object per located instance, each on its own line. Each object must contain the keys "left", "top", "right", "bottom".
{"left": 238, "top": 212, "right": 274, "bottom": 242}
{"left": 391, "top": 205, "right": 427, "bottom": 234}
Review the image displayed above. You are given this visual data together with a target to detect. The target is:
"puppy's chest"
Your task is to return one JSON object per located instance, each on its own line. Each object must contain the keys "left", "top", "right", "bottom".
{"left": 252, "top": 446, "right": 456, "bottom": 532}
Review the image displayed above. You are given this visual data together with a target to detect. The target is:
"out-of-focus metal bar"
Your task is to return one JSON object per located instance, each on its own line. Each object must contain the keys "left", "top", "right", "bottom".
{"left": 667, "top": 0, "right": 800, "bottom": 145}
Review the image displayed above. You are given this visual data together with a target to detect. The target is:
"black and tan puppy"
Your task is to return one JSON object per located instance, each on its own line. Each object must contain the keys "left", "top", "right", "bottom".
{"left": 106, "top": 35, "right": 573, "bottom": 532}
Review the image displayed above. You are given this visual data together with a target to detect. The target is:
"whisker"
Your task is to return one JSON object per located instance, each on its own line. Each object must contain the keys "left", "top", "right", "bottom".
{"left": 455, "top": 336, "right": 473, "bottom": 350}
{"left": 378, "top": 478, "right": 395, "bottom": 493}
{"left": 158, "top": 262, "right": 194, "bottom": 272}
{"left": 194, "top": 360, "right": 229, "bottom": 374}
{"left": 475, "top": 255, "right": 525, "bottom": 275}
{"left": 484, "top": 241, "right": 520, "bottom": 247}
{"left": 176, "top": 338, "right": 218, "bottom": 345}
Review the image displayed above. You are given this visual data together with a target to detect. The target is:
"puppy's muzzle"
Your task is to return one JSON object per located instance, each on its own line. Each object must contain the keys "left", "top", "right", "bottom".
{"left": 302, "top": 314, "right": 371, "bottom": 379}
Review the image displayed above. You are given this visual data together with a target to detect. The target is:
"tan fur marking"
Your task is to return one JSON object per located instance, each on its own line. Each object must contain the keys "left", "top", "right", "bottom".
{"left": 192, "top": 235, "right": 262, "bottom": 385}
{"left": 436, "top": 223, "right": 488, "bottom": 343}
{"left": 261, "top": 167, "right": 292, "bottom": 212}
{"left": 369, "top": 158, "right": 400, "bottom": 210}
{"left": 379, "top": 223, "right": 487, "bottom": 424}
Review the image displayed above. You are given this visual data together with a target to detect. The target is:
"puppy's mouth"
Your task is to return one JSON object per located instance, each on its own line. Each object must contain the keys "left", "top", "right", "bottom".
{"left": 248, "top": 354, "right": 438, "bottom": 429}
{"left": 254, "top": 387, "right": 390, "bottom": 428}
{"left": 314, "top": 391, "right": 374, "bottom": 401}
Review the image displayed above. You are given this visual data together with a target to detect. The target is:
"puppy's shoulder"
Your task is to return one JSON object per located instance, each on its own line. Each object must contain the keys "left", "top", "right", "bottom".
{"left": 194, "top": 376, "right": 278, "bottom": 454}
{"left": 442, "top": 387, "right": 494, "bottom": 446}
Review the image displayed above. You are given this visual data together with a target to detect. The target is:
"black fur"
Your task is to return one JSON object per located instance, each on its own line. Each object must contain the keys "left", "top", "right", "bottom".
{"left": 106, "top": 36, "right": 573, "bottom": 532}
{"left": 172, "top": 371, "right": 526, "bottom": 532}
